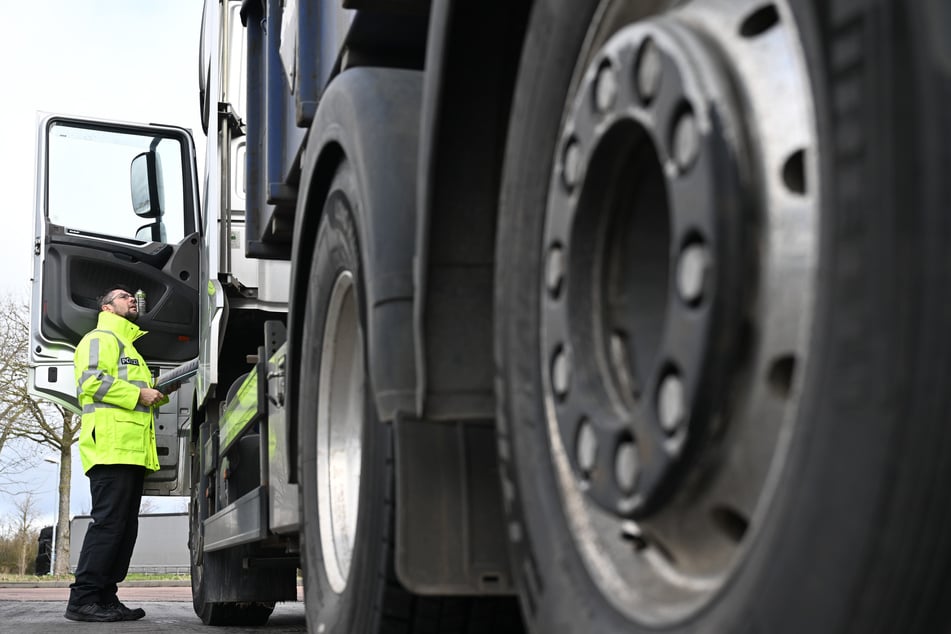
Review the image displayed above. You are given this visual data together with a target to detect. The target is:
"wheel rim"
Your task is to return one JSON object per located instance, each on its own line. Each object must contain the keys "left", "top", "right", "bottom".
{"left": 540, "top": 0, "right": 818, "bottom": 624}
{"left": 316, "top": 270, "right": 365, "bottom": 594}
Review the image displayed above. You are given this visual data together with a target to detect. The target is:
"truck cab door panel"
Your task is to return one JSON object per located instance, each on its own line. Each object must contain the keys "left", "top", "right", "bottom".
{"left": 32, "top": 117, "right": 200, "bottom": 361}
{"left": 30, "top": 116, "right": 201, "bottom": 496}
{"left": 40, "top": 230, "right": 200, "bottom": 362}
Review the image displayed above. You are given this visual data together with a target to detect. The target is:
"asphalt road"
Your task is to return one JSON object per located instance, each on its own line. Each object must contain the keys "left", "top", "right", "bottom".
{"left": 0, "top": 583, "right": 306, "bottom": 633}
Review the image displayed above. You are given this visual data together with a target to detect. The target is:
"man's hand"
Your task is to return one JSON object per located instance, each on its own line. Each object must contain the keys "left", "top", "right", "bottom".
{"left": 138, "top": 387, "right": 165, "bottom": 407}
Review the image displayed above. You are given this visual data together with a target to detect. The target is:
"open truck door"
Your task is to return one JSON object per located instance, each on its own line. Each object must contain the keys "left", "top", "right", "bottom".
{"left": 29, "top": 116, "right": 201, "bottom": 496}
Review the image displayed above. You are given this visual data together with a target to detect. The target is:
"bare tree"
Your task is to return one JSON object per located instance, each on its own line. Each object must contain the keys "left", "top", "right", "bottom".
{"left": 0, "top": 296, "right": 79, "bottom": 575}
{"left": 0, "top": 439, "right": 40, "bottom": 497}
{"left": 0, "top": 297, "right": 36, "bottom": 491}
{"left": 11, "top": 405, "right": 77, "bottom": 575}
{"left": 12, "top": 494, "right": 39, "bottom": 575}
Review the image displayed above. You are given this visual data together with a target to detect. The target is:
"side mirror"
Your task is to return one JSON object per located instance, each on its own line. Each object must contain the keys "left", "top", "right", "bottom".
{"left": 135, "top": 222, "right": 167, "bottom": 243}
{"left": 130, "top": 151, "right": 165, "bottom": 218}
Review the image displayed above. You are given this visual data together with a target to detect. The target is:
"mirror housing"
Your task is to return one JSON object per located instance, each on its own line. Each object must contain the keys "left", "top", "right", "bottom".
{"left": 130, "top": 151, "right": 165, "bottom": 218}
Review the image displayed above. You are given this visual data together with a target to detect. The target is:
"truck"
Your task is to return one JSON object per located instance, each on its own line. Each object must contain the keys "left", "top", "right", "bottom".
{"left": 28, "top": 0, "right": 951, "bottom": 632}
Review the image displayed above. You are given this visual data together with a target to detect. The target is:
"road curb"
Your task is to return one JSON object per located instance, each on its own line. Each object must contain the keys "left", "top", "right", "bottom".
{"left": 0, "top": 580, "right": 191, "bottom": 588}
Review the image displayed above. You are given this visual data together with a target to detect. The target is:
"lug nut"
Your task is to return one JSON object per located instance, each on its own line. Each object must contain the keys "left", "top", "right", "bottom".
{"left": 677, "top": 242, "right": 710, "bottom": 305}
{"left": 635, "top": 38, "right": 662, "bottom": 103}
{"left": 615, "top": 441, "right": 640, "bottom": 493}
{"left": 620, "top": 520, "right": 647, "bottom": 549}
{"left": 562, "top": 138, "right": 582, "bottom": 190}
{"left": 576, "top": 420, "right": 597, "bottom": 475}
{"left": 552, "top": 347, "right": 571, "bottom": 398}
{"left": 546, "top": 244, "right": 565, "bottom": 297}
{"left": 672, "top": 108, "right": 700, "bottom": 170}
{"left": 658, "top": 373, "right": 686, "bottom": 433}
{"left": 594, "top": 62, "right": 618, "bottom": 113}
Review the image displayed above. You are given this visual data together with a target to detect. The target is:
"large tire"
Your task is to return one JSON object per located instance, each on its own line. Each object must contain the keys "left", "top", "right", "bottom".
{"left": 496, "top": 1, "right": 951, "bottom": 633}
{"left": 189, "top": 424, "right": 274, "bottom": 626}
{"left": 298, "top": 161, "right": 525, "bottom": 634}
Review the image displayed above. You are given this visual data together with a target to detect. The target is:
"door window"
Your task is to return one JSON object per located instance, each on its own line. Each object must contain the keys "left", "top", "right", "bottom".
{"left": 47, "top": 122, "right": 187, "bottom": 244}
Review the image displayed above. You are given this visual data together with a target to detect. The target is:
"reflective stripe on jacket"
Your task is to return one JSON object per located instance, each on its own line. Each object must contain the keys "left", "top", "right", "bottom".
{"left": 74, "top": 311, "right": 165, "bottom": 473}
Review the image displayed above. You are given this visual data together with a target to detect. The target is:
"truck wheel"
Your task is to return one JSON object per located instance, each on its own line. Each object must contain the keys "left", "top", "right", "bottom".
{"left": 298, "top": 161, "right": 524, "bottom": 633}
{"left": 189, "top": 430, "right": 274, "bottom": 626}
{"left": 297, "top": 160, "right": 384, "bottom": 632}
{"left": 496, "top": 1, "right": 951, "bottom": 633}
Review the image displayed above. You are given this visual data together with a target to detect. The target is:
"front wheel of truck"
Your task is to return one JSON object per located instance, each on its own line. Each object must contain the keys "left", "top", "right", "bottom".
{"left": 189, "top": 433, "right": 274, "bottom": 626}
{"left": 496, "top": 0, "right": 951, "bottom": 632}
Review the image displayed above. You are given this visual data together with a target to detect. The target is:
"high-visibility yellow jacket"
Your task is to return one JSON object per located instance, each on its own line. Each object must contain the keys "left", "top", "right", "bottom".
{"left": 74, "top": 311, "right": 165, "bottom": 473}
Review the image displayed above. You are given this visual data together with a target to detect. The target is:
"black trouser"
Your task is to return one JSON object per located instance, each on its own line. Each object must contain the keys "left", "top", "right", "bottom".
{"left": 68, "top": 464, "right": 146, "bottom": 607}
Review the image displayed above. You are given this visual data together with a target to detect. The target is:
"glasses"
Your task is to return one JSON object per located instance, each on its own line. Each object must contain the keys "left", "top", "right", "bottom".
{"left": 107, "top": 292, "right": 134, "bottom": 304}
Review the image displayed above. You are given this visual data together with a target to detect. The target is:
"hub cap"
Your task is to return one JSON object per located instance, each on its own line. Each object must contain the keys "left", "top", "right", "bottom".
{"left": 316, "top": 271, "right": 364, "bottom": 594}
{"left": 540, "top": 0, "right": 818, "bottom": 623}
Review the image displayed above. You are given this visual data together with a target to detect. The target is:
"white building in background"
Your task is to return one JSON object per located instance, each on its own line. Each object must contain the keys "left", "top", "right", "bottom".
{"left": 69, "top": 513, "right": 189, "bottom": 574}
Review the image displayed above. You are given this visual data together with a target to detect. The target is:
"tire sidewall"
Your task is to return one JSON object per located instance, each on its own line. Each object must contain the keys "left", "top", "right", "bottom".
{"left": 189, "top": 445, "right": 213, "bottom": 621}
{"left": 298, "top": 161, "right": 390, "bottom": 633}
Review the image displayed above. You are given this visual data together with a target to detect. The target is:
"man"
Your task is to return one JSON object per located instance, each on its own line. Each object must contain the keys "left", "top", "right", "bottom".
{"left": 64, "top": 285, "right": 176, "bottom": 622}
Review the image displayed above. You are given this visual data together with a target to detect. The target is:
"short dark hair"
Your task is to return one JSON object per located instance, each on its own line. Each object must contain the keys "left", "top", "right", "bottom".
{"left": 98, "top": 284, "right": 134, "bottom": 309}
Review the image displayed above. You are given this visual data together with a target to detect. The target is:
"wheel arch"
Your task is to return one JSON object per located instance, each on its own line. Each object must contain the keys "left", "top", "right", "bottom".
{"left": 285, "top": 68, "right": 423, "bottom": 483}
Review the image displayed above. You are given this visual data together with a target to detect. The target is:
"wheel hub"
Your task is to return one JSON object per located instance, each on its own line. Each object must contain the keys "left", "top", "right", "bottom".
{"left": 539, "top": 0, "right": 819, "bottom": 622}
{"left": 542, "top": 19, "right": 748, "bottom": 518}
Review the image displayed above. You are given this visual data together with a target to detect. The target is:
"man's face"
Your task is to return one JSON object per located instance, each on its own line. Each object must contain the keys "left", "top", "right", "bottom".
{"left": 101, "top": 289, "right": 139, "bottom": 322}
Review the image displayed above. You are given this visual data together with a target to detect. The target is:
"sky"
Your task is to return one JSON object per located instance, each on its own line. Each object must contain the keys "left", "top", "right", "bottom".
{"left": 0, "top": 0, "right": 204, "bottom": 528}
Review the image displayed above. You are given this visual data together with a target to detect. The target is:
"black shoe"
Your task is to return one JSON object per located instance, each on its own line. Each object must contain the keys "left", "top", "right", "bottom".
{"left": 105, "top": 601, "right": 146, "bottom": 621}
{"left": 64, "top": 602, "right": 123, "bottom": 622}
